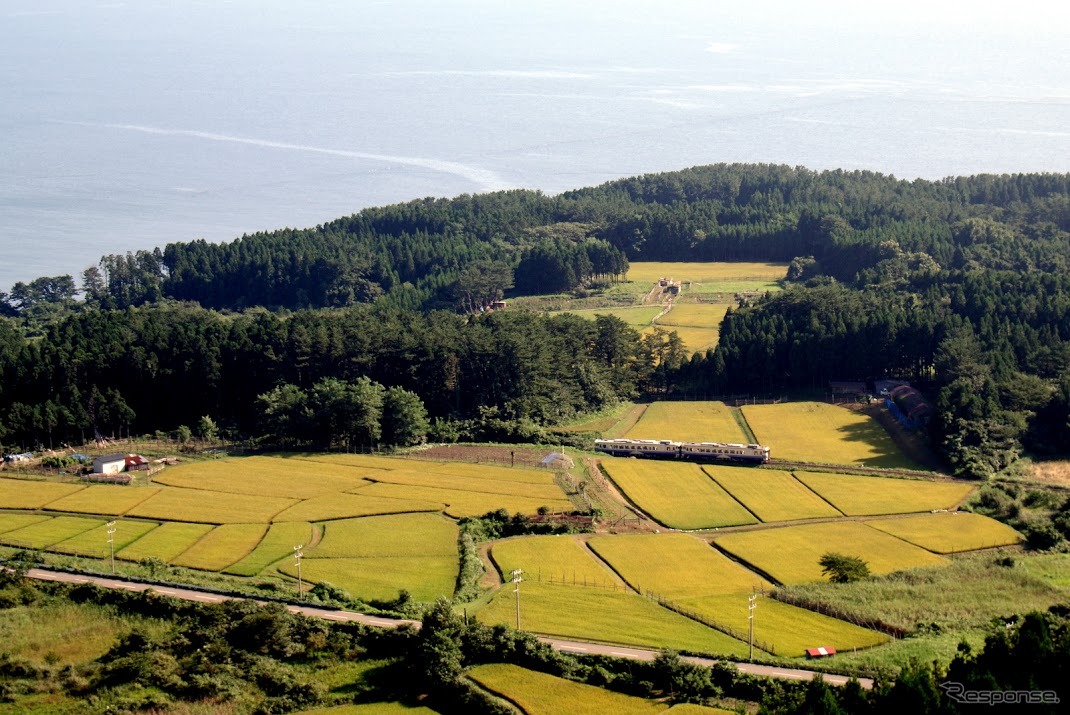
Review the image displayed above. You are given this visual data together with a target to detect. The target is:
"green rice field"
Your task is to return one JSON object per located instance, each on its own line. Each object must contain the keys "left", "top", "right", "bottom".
{"left": 280, "top": 555, "right": 459, "bottom": 603}
{"left": 490, "top": 535, "right": 616, "bottom": 586}
{"left": 115, "top": 521, "right": 214, "bottom": 563}
{"left": 50, "top": 519, "right": 159, "bottom": 559}
{"left": 864, "top": 512, "right": 1023, "bottom": 553}
{"left": 170, "top": 523, "right": 268, "bottom": 571}
{"left": 623, "top": 401, "right": 746, "bottom": 443}
{"left": 713, "top": 522, "right": 949, "bottom": 585}
{"left": 224, "top": 521, "right": 315, "bottom": 576}
{"left": 600, "top": 458, "right": 757, "bottom": 529}
{"left": 704, "top": 467, "right": 842, "bottom": 522}
{"left": 309, "top": 513, "right": 457, "bottom": 559}
{"left": 0, "top": 515, "right": 102, "bottom": 549}
{"left": 794, "top": 472, "right": 975, "bottom": 516}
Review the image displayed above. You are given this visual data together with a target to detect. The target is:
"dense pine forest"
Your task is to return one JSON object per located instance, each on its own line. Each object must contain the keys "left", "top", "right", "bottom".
{"left": 3, "top": 164, "right": 1070, "bottom": 477}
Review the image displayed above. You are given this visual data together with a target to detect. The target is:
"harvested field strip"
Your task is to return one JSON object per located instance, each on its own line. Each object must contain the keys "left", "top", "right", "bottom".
{"left": 0, "top": 513, "right": 50, "bottom": 534}
{"left": 469, "top": 663, "right": 666, "bottom": 715}
{"left": 365, "top": 469, "right": 565, "bottom": 501}
{"left": 656, "top": 303, "right": 730, "bottom": 329}
{"left": 44, "top": 485, "right": 161, "bottom": 517}
{"left": 714, "top": 522, "right": 948, "bottom": 585}
{"left": 676, "top": 594, "right": 889, "bottom": 657}
{"left": 153, "top": 456, "right": 375, "bottom": 497}
{"left": 0, "top": 515, "right": 103, "bottom": 549}
{"left": 603, "top": 404, "right": 648, "bottom": 439}
{"left": 742, "top": 402, "right": 920, "bottom": 469}
{"left": 356, "top": 482, "right": 572, "bottom": 519}
{"left": 587, "top": 533, "right": 770, "bottom": 599}
{"left": 126, "top": 488, "right": 298, "bottom": 524}
{"left": 475, "top": 581, "right": 751, "bottom": 657}
{"left": 115, "top": 522, "right": 214, "bottom": 563}
{"left": 624, "top": 401, "right": 746, "bottom": 443}
{"left": 225, "top": 521, "right": 315, "bottom": 576}
{"left": 279, "top": 555, "right": 458, "bottom": 603}
{"left": 865, "top": 512, "right": 1023, "bottom": 554}
{"left": 51, "top": 519, "right": 159, "bottom": 558}
{"left": 795, "top": 472, "right": 975, "bottom": 516}
{"left": 0, "top": 477, "right": 84, "bottom": 509}
{"left": 704, "top": 467, "right": 842, "bottom": 522}
{"left": 626, "top": 262, "right": 788, "bottom": 284}
{"left": 172, "top": 523, "right": 268, "bottom": 571}
{"left": 309, "top": 513, "right": 457, "bottom": 559}
{"left": 600, "top": 458, "right": 758, "bottom": 530}
{"left": 272, "top": 492, "right": 443, "bottom": 522}
{"left": 491, "top": 535, "right": 615, "bottom": 585}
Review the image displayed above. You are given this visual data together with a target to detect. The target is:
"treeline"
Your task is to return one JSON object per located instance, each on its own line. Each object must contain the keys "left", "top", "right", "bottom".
{"left": 0, "top": 305, "right": 662, "bottom": 450}
{"left": 6, "top": 165, "right": 1068, "bottom": 317}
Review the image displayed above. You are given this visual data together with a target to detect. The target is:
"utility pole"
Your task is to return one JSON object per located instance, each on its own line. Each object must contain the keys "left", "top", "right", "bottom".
{"left": 293, "top": 545, "right": 304, "bottom": 601}
{"left": 748, "top": 591, "right": 757, "bottom": 660}
{"left": 106, "top": 521, "right": 117, "bottom": 574}
{"left": 511, "top": 568, "right": 523, "bottom": 630}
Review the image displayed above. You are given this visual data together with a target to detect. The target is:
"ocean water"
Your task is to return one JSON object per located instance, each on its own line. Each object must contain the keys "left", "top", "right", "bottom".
{"left": 1, "top": 0, "right": 1067, "bottom": 289}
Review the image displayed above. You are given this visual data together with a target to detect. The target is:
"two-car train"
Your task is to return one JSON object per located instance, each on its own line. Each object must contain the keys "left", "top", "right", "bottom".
{"left": 593, "top": 438, "right": 770, "bottom": 464}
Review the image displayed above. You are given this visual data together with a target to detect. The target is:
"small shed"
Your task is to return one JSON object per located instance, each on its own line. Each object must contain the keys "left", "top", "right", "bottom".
{"left": 125, "top": 454, "right": 149, "bottom": 471}
{"left": 93, "top": 454, "right": 127, "bottom": 475}
{"left": 805, "top": 647, "right": 837, "bottom": 659}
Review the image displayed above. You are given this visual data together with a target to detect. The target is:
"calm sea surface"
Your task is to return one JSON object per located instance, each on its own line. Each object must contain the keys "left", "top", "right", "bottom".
{"left": 1, "top": 1, "right": 1067, "bottom": 289}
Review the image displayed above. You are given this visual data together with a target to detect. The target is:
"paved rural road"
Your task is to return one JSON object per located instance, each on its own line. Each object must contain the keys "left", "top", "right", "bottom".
{"left": 26, "top": 568, "right": 871, "bottom": 689}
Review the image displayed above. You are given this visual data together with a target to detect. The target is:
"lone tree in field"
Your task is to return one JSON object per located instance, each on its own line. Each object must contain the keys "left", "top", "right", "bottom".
{"left": 819, "top": 553, "right": 871, "bottom": 583}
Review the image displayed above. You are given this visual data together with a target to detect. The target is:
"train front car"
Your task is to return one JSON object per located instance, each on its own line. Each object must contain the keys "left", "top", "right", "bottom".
{"left": 593, "top": 438, "right": 680, "bottom": 458}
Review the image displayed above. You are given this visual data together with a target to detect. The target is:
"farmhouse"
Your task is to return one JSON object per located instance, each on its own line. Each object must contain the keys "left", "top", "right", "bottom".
{"left": 92, "top": 454, "right": 127, "bottom": 475}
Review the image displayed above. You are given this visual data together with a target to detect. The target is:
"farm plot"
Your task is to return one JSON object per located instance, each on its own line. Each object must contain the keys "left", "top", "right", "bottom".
{"left": 364, "top": 468, "right": 565, "bottom": 502}
{"left": 624, "top": 401, "right": 746, "bottom": 443}
{"left": 490, "top": 535, "right": 616, "bottom": 586}
{"left": 171, "top": 523, "right": 268, "bottom": 571}
{"left": 302, "top": 453, "right": 558, "bottom": 485}
{"left": 116, "top": 522, "right": 214, "bottom": 563}
{"left": 794, "top": 472, "right": 975, "bottom": 516}
{"left": 704, "top": 467, "right": 842, "bottom": 522}
{"left": 587, "top": 534, "right": 770, "bottom": 598}
{"left": 44, "top": 485, "right": 160, "bottom": 516}
{"left": 154, "top": 456, "right": 372, "bottom": 498}
{"left": 645, "top": 325, "right": 719, "bottom": 354}
{"left": 475, "top": 581, "right": 750, "bottom": 656}
{"left": 714, "top": 522, "right": 948, "bottom": 585}
{"left": 865, "top": 512, "right": 1023, "bottom": 553}
{"left": 51, "top": 520, "right": 159, "bottom": 558}
{"left": 469, "top": 663, "right": 733, "bottom": 715}
{"left": 676, "top": 594, "right": 889, "bottom": 656}
{"left": 552, "top": 306, "right": 663, "bottom": 328}
{"left": 741, "top": 402, "right": 920, "bottom": 469}
{"left": 309, "top": 513, "right": 457, "bottom": 559}
{"left": 0, "top": 477, "right": 84, "bottom": 509}
{"left": 0, "top": 513, "right": 50, "bottom": 534}
{"left": 273, "top": 492, "right": 443, "bottom": 522}
{"left": 0, "top": 515, "right": 102, "bottom": 549}
{"left": 657, "top": 303, "right": 730, "bottom": 329}
{"left": 279, "top": 555, "right": 458, "bottom": 603}
{"left": 225, "top": 521, "right": 315, "bottom": 576}
{"left": 355, "top": 482, "right": 572, "bottom": 519}
{"left": 600, "top": 458, "right": 757, "bottom": 529}
{"left": 126, "top": 488, "right": 298, "bottom": 524}
{"left": 626, "top": 262, "right": 787, "bottom": 286}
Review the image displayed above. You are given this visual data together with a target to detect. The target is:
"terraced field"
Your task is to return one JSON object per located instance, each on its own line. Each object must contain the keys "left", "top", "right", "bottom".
{"left": 280, "top": 554, "right": 458, "bottom": 603}
{"left": 490, "top": 535, "right": 615, "bottom": 586}
{"left": 126, "top": 488, "right": 297, "bottom": 524}
{"left": 623, "top": 401, "right": 747, "bottom": 443}
{"left": 309, "top": 513, "right": 457, "bottom": 559}
{"left": 794, "top": 472, "right": 975, "bottom": 516}
{"left": 115, "top": 522, "right": 214, "bottom": 563}
{"left": 657, "top": 304, "right": 730, "bottom": 330}
{"left": 225, "top": 521, "right": 315, "bottom": 576}
{"left": 625, "top": 261, "right": 786, "bottom": 287}
{"left": 469, "top": 663, "right": 734, "bottom": 715}
{"left": 714, "top": 522, "right": 949, "bottom": 585}
{"left": 171, "top": 523, "right": 268, "bottom": 571}
{"left": 0, "top": 477, "right": 84, "bottom": 509}
{"left": 741, "top": 402, "right": 921, "bottom": 469}
{"left": 154, "top": 456, "right": 372, "bottom": 497}
{"left": 43, "top": 485, "right": 161, "bottom": 516}
{"left": 550, "top": 305, "right": 663, "bottom": 328}
{"left": 0, "top": 515, "right": 102, "bottom": 549}
{"left": 600, "top": 458, "right": 757, "bottom": 529}
{"left": 50, "top": 519, "right": 159, "bottom": 559}
{"left": 475, "top": 581, "right": 750, "bottom": 656}
{"left": 587, "top": 534, "right": 886, "bottom": 656}
{"left": 704, "top": 467, "right": 842, "bottom": 522}
{"left": 865, "top": 512, "right": 1023, "bottom": 553}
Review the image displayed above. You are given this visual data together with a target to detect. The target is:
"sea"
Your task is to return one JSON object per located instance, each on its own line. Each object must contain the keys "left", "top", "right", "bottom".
{"left": 1, "top": 0, "right": 1067, "bottom": 290}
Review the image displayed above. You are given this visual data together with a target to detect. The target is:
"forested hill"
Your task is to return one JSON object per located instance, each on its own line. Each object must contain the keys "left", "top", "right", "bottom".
{"left": 3, "top": 164, "right": 1070, "bottom": 477}
{"left": 5, "top": 164, "right": 1068, "bottom": 315}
